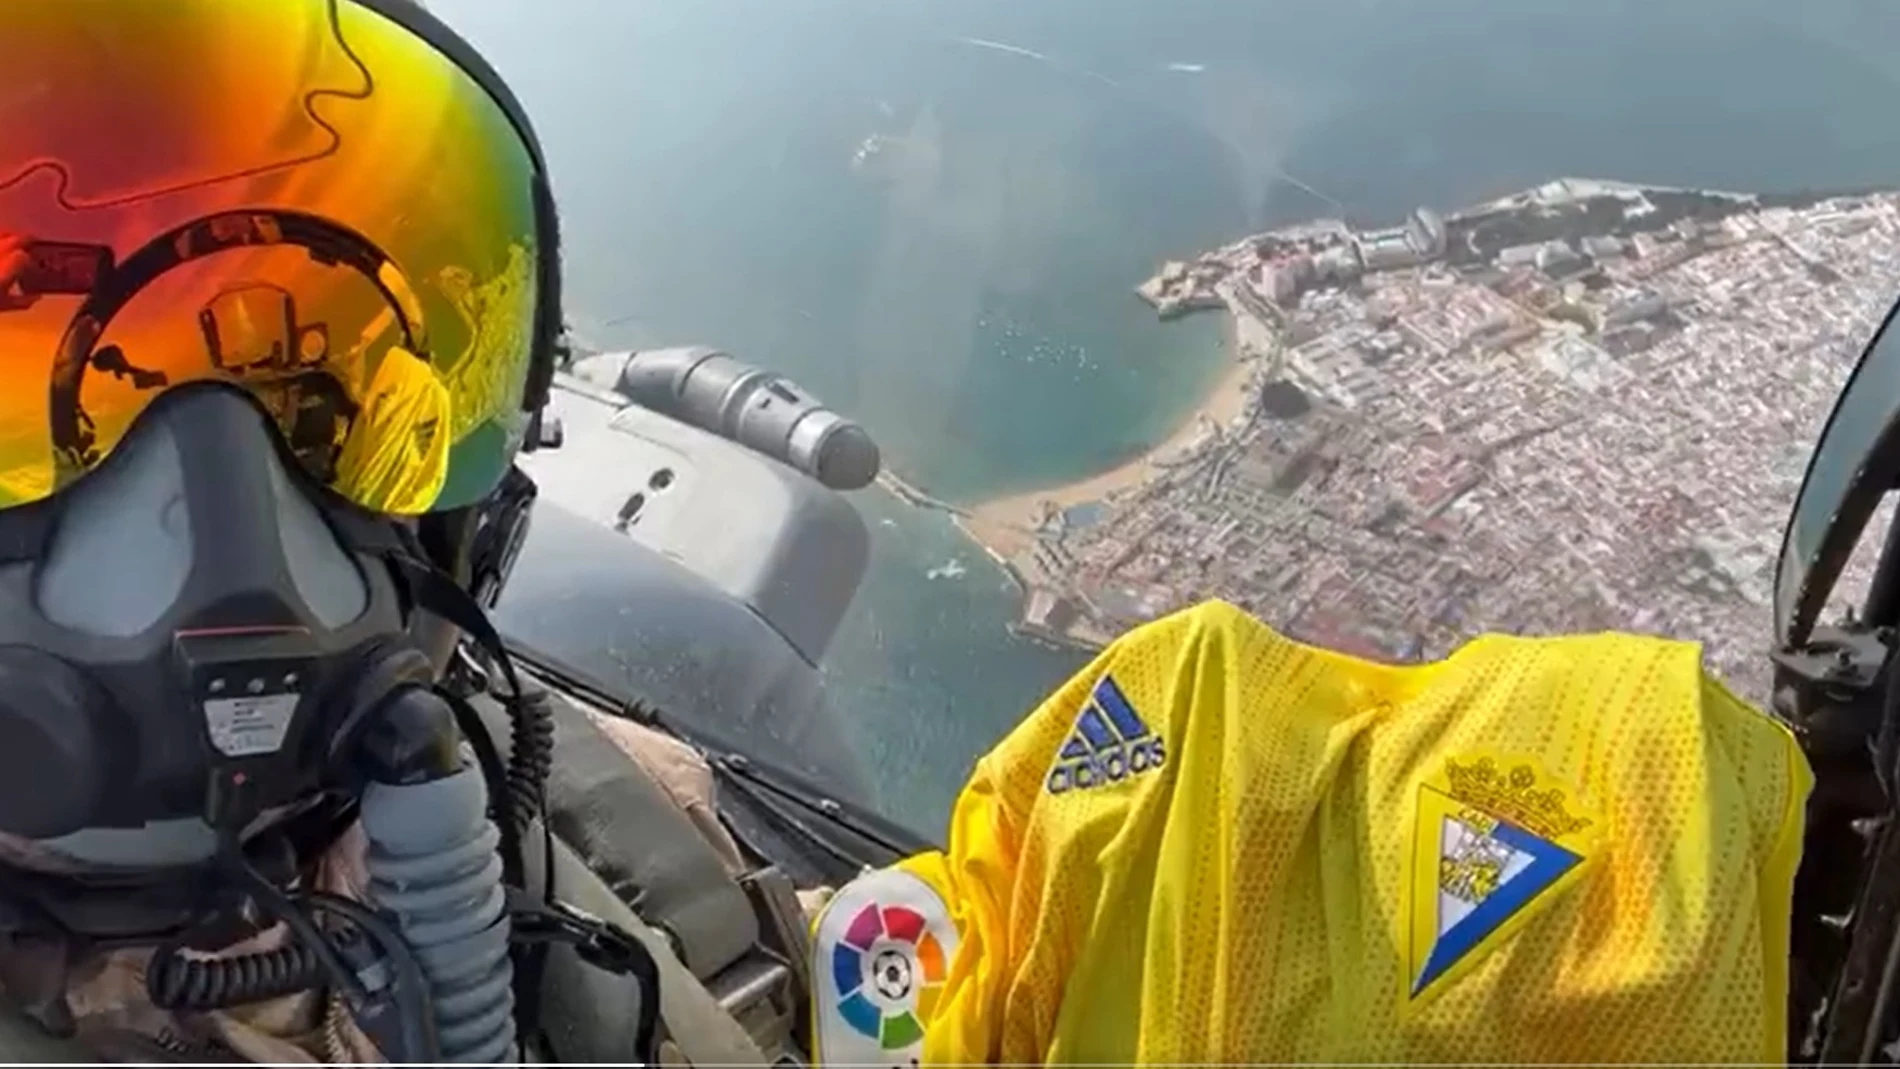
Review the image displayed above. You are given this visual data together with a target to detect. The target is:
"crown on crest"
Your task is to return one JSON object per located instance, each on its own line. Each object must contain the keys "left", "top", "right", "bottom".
{"left": 1443, "top": 757, "right": 1592, "bottom": 840}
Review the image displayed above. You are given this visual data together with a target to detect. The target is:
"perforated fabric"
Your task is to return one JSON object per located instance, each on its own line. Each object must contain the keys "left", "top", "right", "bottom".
{"left": 899, "top": 599, "right": 1810, "bottom": 1064}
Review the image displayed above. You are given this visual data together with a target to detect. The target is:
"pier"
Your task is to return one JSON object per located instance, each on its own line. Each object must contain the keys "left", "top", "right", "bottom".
{"left": 876, "top": 471, "right": 970, "bottom": 518}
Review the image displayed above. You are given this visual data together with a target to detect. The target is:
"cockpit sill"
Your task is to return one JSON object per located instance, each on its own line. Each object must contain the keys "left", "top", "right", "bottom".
{"left": 506, "top": 637, "right": 937, "bottom": 873}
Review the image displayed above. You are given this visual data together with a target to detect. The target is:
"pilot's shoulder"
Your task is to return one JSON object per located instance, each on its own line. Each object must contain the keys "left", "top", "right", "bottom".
{"left": 467, "top": 681, "right": 750, "bottom": 876}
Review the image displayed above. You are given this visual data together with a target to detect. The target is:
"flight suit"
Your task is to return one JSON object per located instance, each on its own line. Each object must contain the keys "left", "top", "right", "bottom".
{"left": 0, "top": 709, "right": 759, "bottom": 1064}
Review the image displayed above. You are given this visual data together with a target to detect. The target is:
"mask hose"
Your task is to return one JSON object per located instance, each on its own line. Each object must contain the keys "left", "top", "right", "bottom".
{"left": 357, "top": 687, "right": 517, "bottom": 1063}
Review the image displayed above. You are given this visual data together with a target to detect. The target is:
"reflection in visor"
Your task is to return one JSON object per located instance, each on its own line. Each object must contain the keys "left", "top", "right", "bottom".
{"left": 0, "top": 0, "right": 541, "bottom": 516}
{"left": 194, "top": 281, "right": 363, "bottom": 487}
{"left": 200, "top": 284, "right": 328, "bottom": 377}
{"left": 0, "top": 2, "right": 369, "bottom": 211}
{"left": 49, "top": 211, "right": 428, "bottom": 495}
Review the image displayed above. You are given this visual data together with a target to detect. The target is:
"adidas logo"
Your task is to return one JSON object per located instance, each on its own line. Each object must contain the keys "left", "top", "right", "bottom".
{"left": 1044, "top": 674, "right": 1167, "bottom": 796}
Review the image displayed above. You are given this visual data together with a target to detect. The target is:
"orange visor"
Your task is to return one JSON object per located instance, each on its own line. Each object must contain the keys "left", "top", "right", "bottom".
{"left": 0, "top": 0, "right": 543, "bottom": 515}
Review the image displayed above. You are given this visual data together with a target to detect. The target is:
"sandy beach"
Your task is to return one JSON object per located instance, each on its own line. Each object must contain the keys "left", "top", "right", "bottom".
{"left": 959, "top": 313, "right": 1256, "bottom": 562}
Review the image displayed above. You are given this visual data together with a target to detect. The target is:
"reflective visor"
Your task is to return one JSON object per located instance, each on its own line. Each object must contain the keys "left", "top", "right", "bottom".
{"left": 0, "top": 0, "right": 541, "bottom": 515}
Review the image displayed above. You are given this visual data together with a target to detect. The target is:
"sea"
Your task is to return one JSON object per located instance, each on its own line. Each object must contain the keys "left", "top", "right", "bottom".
{"left": 441, "top": 0, "right": 1900, "bottom": 835}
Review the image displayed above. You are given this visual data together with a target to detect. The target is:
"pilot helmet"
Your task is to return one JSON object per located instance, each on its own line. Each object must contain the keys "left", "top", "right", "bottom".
{"left": 0, "top": 0, "right": 559, "bottom": 890}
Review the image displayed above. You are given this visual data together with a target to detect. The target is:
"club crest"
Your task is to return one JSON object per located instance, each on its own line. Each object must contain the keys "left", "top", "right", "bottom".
{"left": 1405, "top": 754, "right": 1600, "bottom": 1008}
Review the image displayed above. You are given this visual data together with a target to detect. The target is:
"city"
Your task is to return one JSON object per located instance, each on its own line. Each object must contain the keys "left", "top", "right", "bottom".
{"left": 957, "top": 178, "right": 1900, "bottom": 699}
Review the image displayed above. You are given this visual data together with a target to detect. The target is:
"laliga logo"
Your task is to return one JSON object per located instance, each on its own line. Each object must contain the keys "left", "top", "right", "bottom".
{"left": 1044, "top": 675, "right": 1167, "bottom": 796}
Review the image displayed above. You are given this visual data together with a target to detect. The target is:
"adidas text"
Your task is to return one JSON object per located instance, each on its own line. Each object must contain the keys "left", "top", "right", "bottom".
{"left": 1046, "top": 736, "right": 1167, "bottom": 795}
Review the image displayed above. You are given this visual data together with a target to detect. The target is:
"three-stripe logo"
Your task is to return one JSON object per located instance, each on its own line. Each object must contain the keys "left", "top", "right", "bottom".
{"left": 1044, "top": 674, "right": 1167, "bottom": 795}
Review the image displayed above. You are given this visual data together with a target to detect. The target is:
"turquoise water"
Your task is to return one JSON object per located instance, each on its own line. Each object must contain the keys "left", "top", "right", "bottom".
{"left": 444, "top": 0, "right": 1900, "bottom": 833}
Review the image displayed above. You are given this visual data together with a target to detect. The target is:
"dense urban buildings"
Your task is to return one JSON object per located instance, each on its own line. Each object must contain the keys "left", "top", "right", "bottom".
{"left": 969, "top": 178, "right": 1900, "bottom": 699}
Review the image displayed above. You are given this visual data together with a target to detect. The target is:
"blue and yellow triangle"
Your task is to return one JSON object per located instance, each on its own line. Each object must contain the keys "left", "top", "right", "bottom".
{"left": 1405, "top": 783, "right": 1586, "bottom": 1004}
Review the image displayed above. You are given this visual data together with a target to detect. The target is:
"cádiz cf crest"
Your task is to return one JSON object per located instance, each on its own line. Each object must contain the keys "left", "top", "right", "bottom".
{"left": 1405, "top": 754, "right": 1600, "bottom": 1007}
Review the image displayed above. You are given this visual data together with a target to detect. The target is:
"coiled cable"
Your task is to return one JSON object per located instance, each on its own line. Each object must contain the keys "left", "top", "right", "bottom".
{"left": 147, "top": 938, "right": 331, "bottom": 1012}
{"left": 145, "top": 840, "right": 370, "bottom": 1012}
{"left": 504, "top": 686, "right": 555, "bottom": 833}
{"left": 146, "top": 850, "right": 444, "bottom": 1063}
{"left": 450, "top": 647, "right": 555, "bottom": 836}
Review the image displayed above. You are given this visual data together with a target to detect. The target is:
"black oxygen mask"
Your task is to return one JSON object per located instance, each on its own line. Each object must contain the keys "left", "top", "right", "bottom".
{"left": 0, "top": 382, "right": 429, "bottom": 868}
{"left": 0, "top": 384, "right": 654, "bottom": 1064}
{"left": 0, "top": 384, "right": 533, "bottom": 1062}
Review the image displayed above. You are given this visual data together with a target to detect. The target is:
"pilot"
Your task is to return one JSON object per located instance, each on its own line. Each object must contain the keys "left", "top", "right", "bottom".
{"left": 809, "top": 599, "right": 1813, "bottom": 1064}
{"left": 0, "top": 1, "right": 770, "bottom": 1062}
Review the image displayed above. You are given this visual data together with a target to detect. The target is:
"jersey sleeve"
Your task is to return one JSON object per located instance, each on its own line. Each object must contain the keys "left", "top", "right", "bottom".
{"left": 806, "top": 654, "right": 1098, "bottom": 1067}
{"left": 809, "top": 600, "right": 1258, "bottom": 1066}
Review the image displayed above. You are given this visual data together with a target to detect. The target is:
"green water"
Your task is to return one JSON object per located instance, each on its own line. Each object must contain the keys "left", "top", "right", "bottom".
{"left": 444, "top": 0, "right": 1900, "bottom": 833}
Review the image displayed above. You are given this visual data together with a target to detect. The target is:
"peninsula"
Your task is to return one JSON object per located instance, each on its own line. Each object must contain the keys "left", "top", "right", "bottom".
{"left": 950, "top": 177, "right": 1900, "bottom": 698}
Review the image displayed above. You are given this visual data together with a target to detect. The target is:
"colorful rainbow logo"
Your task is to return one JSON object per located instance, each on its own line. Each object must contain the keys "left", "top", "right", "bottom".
{"left": 828, "top": 900, "right": 947, "bottom": 1050}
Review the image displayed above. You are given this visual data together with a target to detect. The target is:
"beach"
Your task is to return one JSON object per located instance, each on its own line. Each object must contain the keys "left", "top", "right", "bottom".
{"left": 958, "top": 312, "right": 1256, "bottom": 564}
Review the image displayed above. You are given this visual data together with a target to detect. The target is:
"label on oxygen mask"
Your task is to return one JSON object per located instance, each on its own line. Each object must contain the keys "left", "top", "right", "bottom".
{"left": 203, "top": 693, "right": 298, "bottom": 756}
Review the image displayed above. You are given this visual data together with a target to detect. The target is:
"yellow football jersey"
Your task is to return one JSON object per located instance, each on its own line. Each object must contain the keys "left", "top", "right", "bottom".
{"left": 810, "top": 599, "right": 1811, "bottom": 1065}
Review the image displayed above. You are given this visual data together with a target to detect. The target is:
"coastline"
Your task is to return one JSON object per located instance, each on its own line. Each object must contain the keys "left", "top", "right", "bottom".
{"left": 957, "top": 310, "right": 1253, "bottom": 565}
{"left": 948, "top": 175, "right": 1827, "bottom": 573}
{"left": 862, "top": 175, "right": 1875, "bottom": 717}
